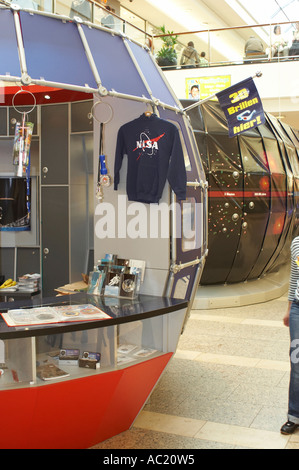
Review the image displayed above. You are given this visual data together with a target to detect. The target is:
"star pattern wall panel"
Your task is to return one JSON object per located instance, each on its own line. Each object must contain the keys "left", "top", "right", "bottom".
{"left": 182, "top": 100, "right": 299, "bottom": 285}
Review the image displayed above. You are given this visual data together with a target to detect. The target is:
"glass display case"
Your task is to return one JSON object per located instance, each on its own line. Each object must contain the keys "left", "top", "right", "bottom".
{"left": 0, "top": 293, "right": 187, "bottom": 388}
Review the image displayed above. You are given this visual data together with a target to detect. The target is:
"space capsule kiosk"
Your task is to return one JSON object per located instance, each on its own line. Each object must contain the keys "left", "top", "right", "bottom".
{"left": 0, "top": 5, "right": 207, "bottom": 448}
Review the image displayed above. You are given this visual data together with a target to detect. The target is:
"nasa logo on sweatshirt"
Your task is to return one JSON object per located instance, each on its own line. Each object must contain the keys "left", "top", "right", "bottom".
{"left": 133, "top": 131, "right": 165, "bottom": 160}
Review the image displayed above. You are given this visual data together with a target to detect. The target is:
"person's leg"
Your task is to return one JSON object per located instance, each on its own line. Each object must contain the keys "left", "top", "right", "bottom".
{"left": 288, "top": 301, "right": 299, "bottom": 423}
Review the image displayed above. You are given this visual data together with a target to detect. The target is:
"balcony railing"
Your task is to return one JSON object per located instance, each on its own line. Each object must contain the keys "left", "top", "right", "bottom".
{"left": 2, "top": 0, "right": 298, "bottom": 69}
{"left": 153, "top": 21, "right": 299, "bottom": 70}
{"left": 1, "top": 0, "right": 153, "bottom": 44}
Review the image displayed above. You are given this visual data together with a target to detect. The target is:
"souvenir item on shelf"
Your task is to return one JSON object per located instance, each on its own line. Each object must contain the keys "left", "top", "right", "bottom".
{"left": 104, "top": 271, "right": 121, "bottom": 297}
{"left": 116, "top": 343, "right": 158, "bottom": 366}
{"left": 120, "top": 273, "right": 136, "bottom": 296}
{"left": 79, "top": 351, "right": 101, "bottom": 369}
{"left": 18, "top": 273, "right": 41, "bottom": 292}
{"left": 13, "top": 120, "right": 34, "bottom": 177}
{"left": 87, "top": 254, "right": 145, "bottom": 299}
{"left": 87, "top": 269, "right": 106, "bottom": 295}
{"left": 36, "top": 362, "right": 70, "bottom": 381}
{"left": 11, "top": 89, "right": 36, "bottom": 178}
{"left": 133, "top": 348, "right": 158, "bottom": 358}
{"left": 58, "top": 349, "right": 80, "bottom": 366}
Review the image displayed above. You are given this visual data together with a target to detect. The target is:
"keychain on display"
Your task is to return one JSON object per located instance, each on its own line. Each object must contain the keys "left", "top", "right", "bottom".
{"left": 99, "top": 123, "right": 111, "bottom": 187}
{"left": 12, "top": 89, "right": 35, "bottom": 178}
{"left": 13, "top": 112, "right": 34, "bottom": 178}
{"left": 25, "top": 149, "right": 31, "bottom": 223}
{"left": 96, "top": 121, "right": 112, "bottom": 201}
{"left": 89, "top": 99, "right": 113, "bottom": 202}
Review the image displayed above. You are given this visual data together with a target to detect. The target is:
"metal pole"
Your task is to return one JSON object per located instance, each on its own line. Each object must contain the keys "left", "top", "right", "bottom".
{"left": 123, "top": 38, "right": 154, "bottom": 102}
{"left": 12, "top": 5, "right": 31, "bottom": 85}
{"left": 75, "top": 18, "right": 103, "bottom": 90}
{"left": 29, "top": 78, "right": 98, "bottom": 94}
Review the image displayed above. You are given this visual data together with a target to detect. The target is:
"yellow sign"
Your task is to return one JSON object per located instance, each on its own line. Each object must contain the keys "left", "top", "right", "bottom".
{"left": 186, "top": 75, "right": 231, "bottom": 100}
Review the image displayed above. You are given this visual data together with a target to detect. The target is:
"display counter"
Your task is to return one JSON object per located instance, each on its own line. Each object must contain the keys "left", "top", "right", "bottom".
{"left": 0, "top": 293, "right": 188, "bottom": 449}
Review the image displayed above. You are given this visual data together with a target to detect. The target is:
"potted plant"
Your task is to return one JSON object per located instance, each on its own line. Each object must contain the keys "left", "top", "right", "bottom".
{"left": 156, "top": 25, "right": 178, "bottom": 68}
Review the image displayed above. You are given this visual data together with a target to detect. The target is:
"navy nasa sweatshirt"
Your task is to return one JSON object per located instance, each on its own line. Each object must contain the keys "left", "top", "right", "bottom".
{"left": 114, "top": 113, "right": 187, "bottom": 204}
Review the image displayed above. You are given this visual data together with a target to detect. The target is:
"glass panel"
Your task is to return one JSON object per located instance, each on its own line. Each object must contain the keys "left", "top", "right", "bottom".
{"left": 124, "top": 22, "right": 147, "bottom": 45}
{"left": 0, "top": 337, "right": 34, "bottom": 390}
{"left": 81, "top": 24, "right": 151, "bottom": 98}
{"left": 0, "top": 9, "right": 22, "bottom": 78}
{"left": 125, "top": 40, "right": 178, "bottom": 106}
{"left": 30, "top": 315, "right": 165, "bottom": 382}
{"left": 93, "top": 3, "right": 123, "bottom": 32}
{"left": 40, "top": 0, "right": 53, "bottom": 13}
{"left": 11, "top": 0, "right": 42, "bottom": 10}
{"left": 93, "top": 3, "right": 106, "bottom": 26}
{"left": 120, "top": 6, "right": 146, "bottom": 43}
{"left": 69, "top": 0, "right": 93, "bottom": 22}
{"left": 35, "top": 326, "right": 116, "bottom": 381}
{"left": 55, "top": 0, "right": 94, "bottom": 21}
{"left": 20, "top": 11, "right": 98, "bottom": 89}
{"left": 55, "top": 0, "right": 73, "bottom": 18}
{"left": 117, "top": 316, "right": 163, "bottom": 367}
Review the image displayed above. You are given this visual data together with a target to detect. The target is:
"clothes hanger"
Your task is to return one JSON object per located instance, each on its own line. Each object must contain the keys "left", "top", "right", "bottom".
{"left": 144, "top": 103, "right": 154, "bottom": 117}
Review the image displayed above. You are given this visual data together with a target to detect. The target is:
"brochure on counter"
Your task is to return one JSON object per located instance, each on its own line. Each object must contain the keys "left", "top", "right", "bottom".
{"left": 1, "top": 303, "right": 112, "bottom": 327}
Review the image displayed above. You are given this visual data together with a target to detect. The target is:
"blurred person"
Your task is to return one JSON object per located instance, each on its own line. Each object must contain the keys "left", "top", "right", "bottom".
{"left": 199, "top": 51, "right": 209, "bottom": 66}
{"left": 271, "top": 25, "right": 289, "bottom": 57}
{"left": 293, "top": 22, "right": 299, "bottom": 41}
{"left": 180, "top": 41, "right": 200, "bottom": 68}
{"left": 245, "top": 35, "right": 264, "bottom": 54}
{"left": 281, "top": 236, "right": 299, "bottom": 434}
{"left": 289, "top": 22, "right": 299, "bottom": 56}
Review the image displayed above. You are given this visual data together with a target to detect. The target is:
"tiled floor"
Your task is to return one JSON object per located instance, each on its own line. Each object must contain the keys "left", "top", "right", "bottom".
{"left": 92, "top": 292, "right": 299, "bottom": 450}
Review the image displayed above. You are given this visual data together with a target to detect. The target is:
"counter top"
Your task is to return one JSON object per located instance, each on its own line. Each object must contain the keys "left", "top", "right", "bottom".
{"left": 0, "top": 293, "right": 188, "bottom": 339}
